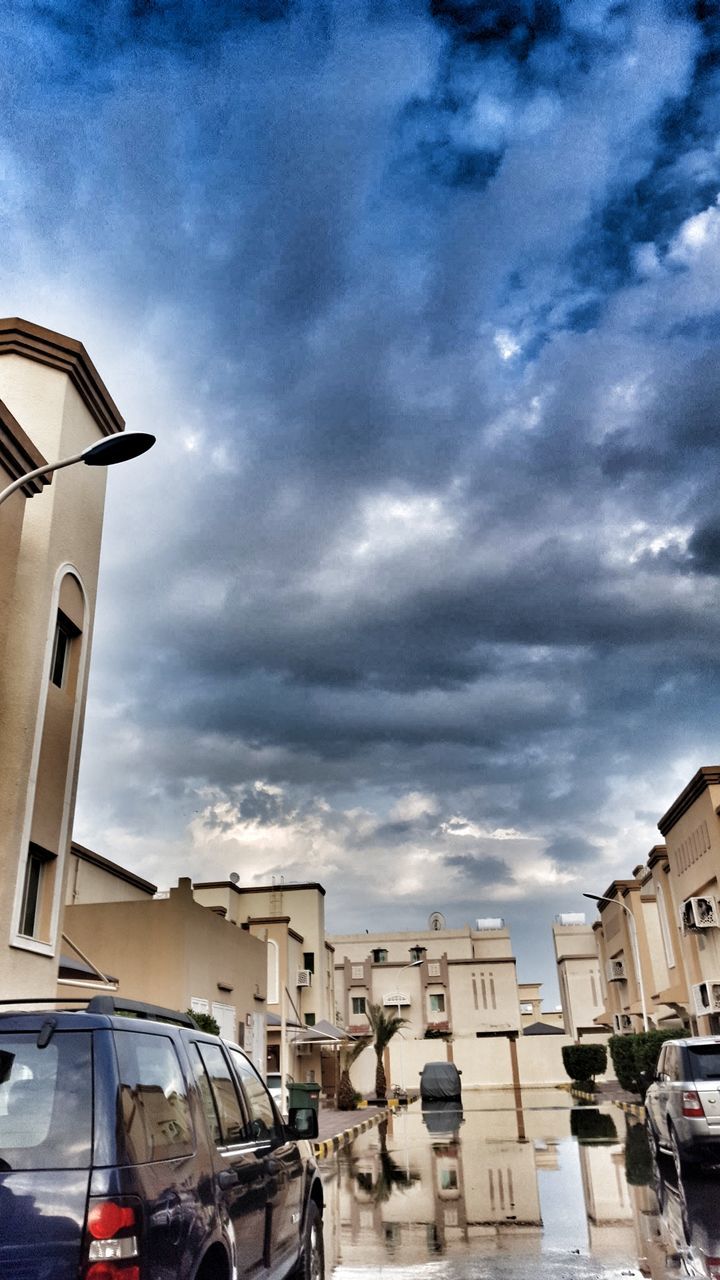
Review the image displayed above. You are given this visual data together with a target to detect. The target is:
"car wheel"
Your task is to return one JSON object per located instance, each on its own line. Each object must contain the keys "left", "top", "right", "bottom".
{"left": 293, "top": 1201, "right": 324, "bottom": 1280}
{"left": 669, "top": 1122, "right": 697, "bottom": 1181}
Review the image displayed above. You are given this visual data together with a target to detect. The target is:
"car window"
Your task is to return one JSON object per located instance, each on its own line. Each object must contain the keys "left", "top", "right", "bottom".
{"left": 656, "top": 1047, "right": 667, "bottom": 1077}
{"left": 0, "top": 1031, "right": 92, "bottom": 1171}
{"left": 114, "top": 1031, "right": 194, "bottom": 1163}
{"left": 228, "top": 1048, "right": 280, "bottom": 1144}
{"left": 687, "top": 1045, "right": 720, "bottom": 1081}
{"left": 664, "top": 1047, "right": 677, "bottom": 1081}
{"left": 194, "top": 1043, "right": 246, "bottom": 1145}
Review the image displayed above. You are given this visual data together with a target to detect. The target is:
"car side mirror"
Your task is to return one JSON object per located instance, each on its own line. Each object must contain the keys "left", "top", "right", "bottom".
{"left": 287, "top": 1106, "right": 318, "bottom": 1141}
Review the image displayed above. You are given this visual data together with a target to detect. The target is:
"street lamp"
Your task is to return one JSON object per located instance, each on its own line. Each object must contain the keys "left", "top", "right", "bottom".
{"left": 583, "top": 892, "right": 649, "bottom": 1032}
{"left": 0, "top": 432, "right": 156, "bottom": 508}
{"left": 393, "top": 958, "right": 423, "bottom": 1095}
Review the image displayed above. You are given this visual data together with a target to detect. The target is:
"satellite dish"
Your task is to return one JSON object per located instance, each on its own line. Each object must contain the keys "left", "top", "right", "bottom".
{"left": 428, "top": 911, "right": 446, "bottom": 932}
{"left": 229, "top": 872, "right": 240, "bottom": 885}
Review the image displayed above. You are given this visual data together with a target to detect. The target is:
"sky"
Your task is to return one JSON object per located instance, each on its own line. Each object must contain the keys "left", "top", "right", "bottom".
{"left": 5, "top": 0, "right": 720, "bottom": 996}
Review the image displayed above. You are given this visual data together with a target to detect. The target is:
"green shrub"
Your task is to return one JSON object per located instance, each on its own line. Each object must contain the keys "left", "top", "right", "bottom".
{"left": 570, "top": 1106, "right": 618, "bottom": 1144}
{"left": 625, "top": 1120, "right": 653, "bottom": 1186}
{"left": 187, "top": 1009, "right": 220, "bottom": 1036}
{"left": 562, "top": 1043, "right": 608, "bottom": 1085}
{"left": 608, "top": 1030, "right": 681, "bottom": 1098}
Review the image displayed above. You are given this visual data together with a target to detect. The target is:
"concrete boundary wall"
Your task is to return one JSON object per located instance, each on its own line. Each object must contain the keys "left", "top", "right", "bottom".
{"left": 348, "top": 1031, "right": 616, "bottom": 1096}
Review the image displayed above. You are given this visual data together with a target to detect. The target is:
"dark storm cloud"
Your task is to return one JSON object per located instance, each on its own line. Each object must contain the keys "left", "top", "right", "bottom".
{"left": 5, "top": 0, "right": 720, "bottom": 991}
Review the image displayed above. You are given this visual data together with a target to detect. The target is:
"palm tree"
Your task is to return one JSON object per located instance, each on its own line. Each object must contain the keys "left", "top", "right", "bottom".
{"left": 366, "top": 1002, "right": 408, "bottom": 1101}
{"left": 337, "top": 1034, "right": 370, "bottom": 1110}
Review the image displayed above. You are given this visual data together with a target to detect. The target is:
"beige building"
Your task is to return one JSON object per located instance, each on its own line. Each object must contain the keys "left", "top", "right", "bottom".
{"left": 0, "top": 317, "right": 125, "bottom": 997}
{"left": 590, "top": 859, "right": 688, "bottom": 1035}
{"left": 60, "top": 877, "right": 268, "bottom": 1069}
{"left": 657, "top": 767, "right": 720, "bottom": 1033}
{"left": 552, "top": 914, "right": 605, "bottom": 1039}
{"left": 193, "top": 880, "right": 337, "bottom": 1085}
{"left": 331, "top": 921, "right": 522, "bottom": 1043}
{"left": 518, "top": 981, "right": 565, "bottom": 1032}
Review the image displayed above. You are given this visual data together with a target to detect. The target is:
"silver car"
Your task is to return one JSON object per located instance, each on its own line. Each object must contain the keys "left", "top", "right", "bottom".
{"left": 646, "top": 1037, "right": 720, "bottom": 1171}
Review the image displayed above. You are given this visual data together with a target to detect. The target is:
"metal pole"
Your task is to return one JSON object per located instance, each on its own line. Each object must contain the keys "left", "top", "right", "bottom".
{"left": 0, "top": 451, "right": 84, "bottom": 508}
{"left": 280, "top": 985, "right": 288, "bottom": 1117}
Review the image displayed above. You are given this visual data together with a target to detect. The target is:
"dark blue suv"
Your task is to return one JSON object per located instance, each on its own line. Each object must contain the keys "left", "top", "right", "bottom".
{"left": 0, "top": 996, "right": 324, "bottom": 1280}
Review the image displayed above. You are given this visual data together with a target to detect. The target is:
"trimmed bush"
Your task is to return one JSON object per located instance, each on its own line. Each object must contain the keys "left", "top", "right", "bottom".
{"left": 609, "top": 1030, "right": 681, "bottom": 1098}
{"left": 570, "top": 1106, "right": 618, "bottom": 1144}
{"left": 562, "top": 1043, "right": 608, "bottom": 1085}
{"left": 187, "top": 1009, "right": 220, "bottom": 1036}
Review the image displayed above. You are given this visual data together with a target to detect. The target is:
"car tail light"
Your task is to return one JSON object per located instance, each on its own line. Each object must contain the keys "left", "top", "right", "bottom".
{"left": 682, "top": 1089, "right": 704, "bottom": 1117}
{"left": 84, "top": 1198, "right": 140, "bottom": 1279}
{"left": 705, "top": 1260, "right": 720, "bottom": 1280}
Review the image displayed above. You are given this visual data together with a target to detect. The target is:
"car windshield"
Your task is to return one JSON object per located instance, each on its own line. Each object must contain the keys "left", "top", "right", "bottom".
{"left": 0, "top": 1031, "right": 93, "bottom": 1170}
{"left": 687, "top": 1045, "right": 720, "bottom": 1080}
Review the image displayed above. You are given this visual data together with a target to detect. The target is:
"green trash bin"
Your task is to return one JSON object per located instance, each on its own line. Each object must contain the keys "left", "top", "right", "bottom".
{"left": 288, "top": 1082, "right": 321, "bottom": 1113}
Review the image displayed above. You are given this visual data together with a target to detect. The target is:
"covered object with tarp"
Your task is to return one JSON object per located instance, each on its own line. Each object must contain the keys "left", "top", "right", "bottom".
{"left": 419, "top": 1060, "right": 462, "bottom": 1101}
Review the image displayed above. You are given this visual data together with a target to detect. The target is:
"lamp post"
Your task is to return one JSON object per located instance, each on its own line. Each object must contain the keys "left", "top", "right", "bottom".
{"left": 0, "top": 432, "right": 156, "bottom": 508}
{"left": 583, "top": 892, "right": 649, "bottom": 1032}
{"left": 393, "top": 958, "right": 423, "bottom": 1095}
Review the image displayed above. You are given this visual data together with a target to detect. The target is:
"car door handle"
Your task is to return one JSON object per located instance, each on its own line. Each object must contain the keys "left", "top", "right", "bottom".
{"left": 217, "top": 1170, "right": 238, "bottom": 1189}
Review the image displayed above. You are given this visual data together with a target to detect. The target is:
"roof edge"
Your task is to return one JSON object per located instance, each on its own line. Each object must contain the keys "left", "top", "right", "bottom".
{"left": 0, "top": 317, "right": 125, "bottom": 438}
{"left": 658, "top": 767, "right": 720, "bottom": 836}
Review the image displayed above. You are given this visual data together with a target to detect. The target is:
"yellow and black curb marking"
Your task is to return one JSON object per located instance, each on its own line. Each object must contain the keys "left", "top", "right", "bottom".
{"left": 569, "top": 1085, "right": 645, "bottom": 1119}
{"left": 314, "top": 1106, "right": 392, "bottom": 1160}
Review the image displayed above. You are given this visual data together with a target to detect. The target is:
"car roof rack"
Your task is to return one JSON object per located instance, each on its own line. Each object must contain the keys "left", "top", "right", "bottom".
{"left": 86, "top": 995, "right": 199, "bottom": 1028}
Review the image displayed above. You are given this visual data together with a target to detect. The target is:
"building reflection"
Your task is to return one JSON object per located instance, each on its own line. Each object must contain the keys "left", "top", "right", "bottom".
{"left": 325, "top": 1098, "right": 720, "bottom": 1277}
{"left": 334, "top": 1098, "right": 572, "bottom": 1268}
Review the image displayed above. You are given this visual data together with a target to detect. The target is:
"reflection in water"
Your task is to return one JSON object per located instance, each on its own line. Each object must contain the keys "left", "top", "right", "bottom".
{"left": 323, "top": 1096, "right": 689, "bottom": 1277}
{"left": 647, "top": 1153, "right": 720, "bottom": 1279}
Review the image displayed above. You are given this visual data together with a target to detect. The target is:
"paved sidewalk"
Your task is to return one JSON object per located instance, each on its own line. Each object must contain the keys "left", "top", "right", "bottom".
{"left": 313, "top": 1096, "right": 418, "bottom": 1159}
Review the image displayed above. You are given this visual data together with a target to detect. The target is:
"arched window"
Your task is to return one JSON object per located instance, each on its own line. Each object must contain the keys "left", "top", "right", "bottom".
{"left": 267, "top": 939, "right": 279, "bottom": 1005}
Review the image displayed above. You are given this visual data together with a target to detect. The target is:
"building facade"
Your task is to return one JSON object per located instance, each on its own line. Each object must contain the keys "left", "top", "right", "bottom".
{"left": 552, "top": 915, "right": 605, "bottom": 1040}
{"left": 0, "top": 318, "right": 124, "bottom": 997}
{"left": 331, "top": 921, "right": 522, "bottom": 1042}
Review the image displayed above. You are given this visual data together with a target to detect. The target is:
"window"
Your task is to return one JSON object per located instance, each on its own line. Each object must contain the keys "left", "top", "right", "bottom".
{"left": 193, "top": 1043, "right": 245, "bottom": 1145}
{"left": 229, "top": 1049, "right": 279, "bottom": 1143}
{"left": 409, "top": 946, "right": 426, "bottom": 964}
{"left": 50, "top": 610, "right": 78, "bottom": 689}
{"left": 0, "top": 1031, "right": 92, "bottom": 1171}
{"left": 372, "top": 949, "right": 388, "bottom": 964}
{"left": 429, "top": 993, "right": 445, "bottom": 1013}
{"left": 352, "top": 997, "right": 366, "bottom": 1015}
{"left": 303, "top": 952, "right": 315, "bottom": 974}
{"left": 520, "top": 1001, "right": 533, "bottom": 1015}
{"left": 114, "top": 1031, "right": 194, "bottom": 1163}
{"left": 439, "top": 1167, "right": 458, "bottom": 1190}
{"left": 19, "top": 844, "right": 54, "bottom": 939}
{"left": 267, "top": 939, "right": 279, "bottom": 1005}
{"left": 304, "top": 1012, "right": 316, "bottom": 1026}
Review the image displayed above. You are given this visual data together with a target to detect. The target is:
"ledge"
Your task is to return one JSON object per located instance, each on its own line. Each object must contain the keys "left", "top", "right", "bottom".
{"left": 0, "top": 317, "right": 124, "bottom": 438}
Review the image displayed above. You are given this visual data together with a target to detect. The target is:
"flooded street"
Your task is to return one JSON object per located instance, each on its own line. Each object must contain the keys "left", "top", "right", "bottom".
{"left": 319, "top": 1088, "right": 718, "bottom": 1278}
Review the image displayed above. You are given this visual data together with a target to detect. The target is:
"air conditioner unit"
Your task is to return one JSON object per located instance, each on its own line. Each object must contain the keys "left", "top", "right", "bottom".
{"left": 294, "top": 1043, "right": 312, "bottom": 1056}
{"left": 607, "top": 959, "right": 626, "bottom": 982}
{"left": 613, "top": 1013, "right": 633, "bottom": 1033}
{"left": 681, "top": 896, "right": 719, "bottom": 931}
{"left": 297, "top": 969, "right": 312, "bottom": 988}
{"left": 692, "top": 981, "right": 720, "bottom": 1016}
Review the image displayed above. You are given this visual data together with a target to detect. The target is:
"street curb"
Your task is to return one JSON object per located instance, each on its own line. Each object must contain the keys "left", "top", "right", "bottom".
{"left": 313, "top": 1106, "right": 391, "bottom": 1159}
{"left": 569, "top": 1084, "right": 645, "bottom": 1119}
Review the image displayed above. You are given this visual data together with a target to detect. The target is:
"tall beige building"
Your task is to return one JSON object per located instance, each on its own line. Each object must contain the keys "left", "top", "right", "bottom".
{"left": 552, "top": 914, "right": 605, "bottom": 1039}
{"left": 657, "top": 767, "right": 720, "bottom": 1033}
{"left": 0, "top": 318, "right": 124, "bottom": 997}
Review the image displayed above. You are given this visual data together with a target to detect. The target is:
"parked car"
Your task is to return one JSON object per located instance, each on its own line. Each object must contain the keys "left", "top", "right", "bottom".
{"left": 646, "top": 1036, "right": 720, "bottom": 1171}
{"left": 0, "top": 995, "right": 324, "bottom": 1280}
{"left": 419, "top": 1061, "right": 462, "bottom": 1102}
{"left": 267, "top": 1072, "right": 295, "bottom": 1108}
